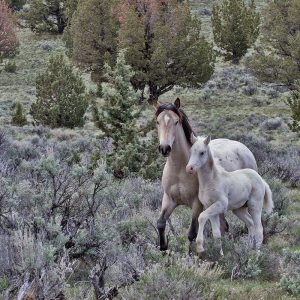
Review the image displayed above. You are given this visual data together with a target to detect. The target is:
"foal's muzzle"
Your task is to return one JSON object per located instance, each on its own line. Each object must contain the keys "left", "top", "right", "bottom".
{"left": 159, "top": 145, "right": 171, "bottom": 157}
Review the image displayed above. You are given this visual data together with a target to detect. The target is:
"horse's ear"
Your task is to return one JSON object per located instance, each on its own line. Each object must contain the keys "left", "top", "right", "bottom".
{"left": 204, "top": 136, "right": 211, "bottom": 145}
{"left": 153, "top": 100, "right": 161, "bottom": 111}
{"left": 174, "top": 97, "right": 181, "bottom": 109}
{"left": 191, "top": 133, "right": 198, "bottom": 145}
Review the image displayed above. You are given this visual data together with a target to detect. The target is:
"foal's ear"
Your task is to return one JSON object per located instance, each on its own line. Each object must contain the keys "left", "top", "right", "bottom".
{"left": 204, "top": 136, "right": 211, "bottom": 145}
{"left": 174, "top": 97, "right": 181, "bottom": 109}
{"left": 153, "top": 100, "right": 162, "bottom": 111}
{"left": 191, "top": 133, "right": 198, "bottom": 145}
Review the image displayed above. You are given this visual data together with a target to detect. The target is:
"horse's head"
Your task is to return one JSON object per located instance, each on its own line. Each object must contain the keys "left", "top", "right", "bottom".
{"left": 186, "top": 136, "right": 211, "bottom": 174}
{"left": 154, "top": 98, "right": 182, "bottom": 157}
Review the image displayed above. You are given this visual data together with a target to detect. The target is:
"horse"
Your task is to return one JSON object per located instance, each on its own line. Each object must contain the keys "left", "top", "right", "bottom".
{"left": 186, "top": 136, "right": 274, "bottom": 254}
{"left": 155, "top": 98, "right": 258, "bottom": 250}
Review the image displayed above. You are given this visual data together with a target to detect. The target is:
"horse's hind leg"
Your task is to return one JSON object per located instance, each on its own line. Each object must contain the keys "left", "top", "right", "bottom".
{"left": 157, "top": 193, "right": 177, "bottom": 251}
{"left": 232, "top": 207, "right": 255, "bottom": 247}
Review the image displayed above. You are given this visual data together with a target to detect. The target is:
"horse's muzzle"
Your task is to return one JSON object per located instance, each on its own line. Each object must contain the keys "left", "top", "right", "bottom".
{"left": 186, "top": 165, "right": 196, "bottom": 174}
{"left": 159, "top": 145, "right": 171, "bottom": 157}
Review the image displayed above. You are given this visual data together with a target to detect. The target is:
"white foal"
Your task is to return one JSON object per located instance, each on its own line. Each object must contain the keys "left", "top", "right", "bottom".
{"left": 186, "top": 136, "right": 274, "bottom": 254}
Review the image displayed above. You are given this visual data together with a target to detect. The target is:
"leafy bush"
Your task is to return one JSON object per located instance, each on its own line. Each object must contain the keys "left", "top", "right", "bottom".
{"left": 30, "top": 54, "right": 88, "bottom": 128}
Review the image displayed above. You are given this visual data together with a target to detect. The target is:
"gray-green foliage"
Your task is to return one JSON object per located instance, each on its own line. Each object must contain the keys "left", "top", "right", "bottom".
{"left": 120, "top": 255, "right": 223, "bottom": 299}
{"left": 30, "top": 54, "right": 88, "bottom": 128}
{"left": 285, "top": 80, "right": 300, "bottom": 132}
{"left": 0, "top": 128, "right": 161, "bottom": 298}
{"left": 279, "top": 249, "right": 300, "bottom": 296}
{"left": 11, "top": 102, "right": 27, "bottom": 126}
{"left": 212, "top": 0, "right": 260, "bottom": 63}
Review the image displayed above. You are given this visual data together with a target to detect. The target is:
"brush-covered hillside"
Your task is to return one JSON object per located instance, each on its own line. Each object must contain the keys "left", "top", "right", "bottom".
{"left": 0, "top": 0, "right": 299, "bottom": 299}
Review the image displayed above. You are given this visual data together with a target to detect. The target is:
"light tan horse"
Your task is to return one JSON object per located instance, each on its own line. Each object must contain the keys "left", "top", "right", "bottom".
{"left": 155, "top": 98, "right": 257, "bottom": 250}
{"left": 186, "top": 136, "right": 273, "bottom": 254}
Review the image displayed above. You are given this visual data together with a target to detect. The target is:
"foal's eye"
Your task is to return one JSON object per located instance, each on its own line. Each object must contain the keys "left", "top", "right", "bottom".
{"left": 175, "top": 121, "right": 179, "bottom": 125}
{"left": 200, "top": 152, "right": 204, "bottom": 156}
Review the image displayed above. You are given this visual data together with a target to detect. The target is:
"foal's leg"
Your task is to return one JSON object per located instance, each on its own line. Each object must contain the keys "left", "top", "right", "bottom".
{"left": 248, "top": 204, "right": 264, "bottom": 250}
{"left": 188, "top": 199, "right": 202, "bottom": 242}
{"left": 196, "top": 200, "right": 226, "bottom": 253}
{"left": 210, "top": 215, "right": 223, "bottom": 256}
{"left": 232, "top": 207, "right": 255, "bottom": 247}
{"left": 157, "top": 193, "right": 177, "bottom": 251}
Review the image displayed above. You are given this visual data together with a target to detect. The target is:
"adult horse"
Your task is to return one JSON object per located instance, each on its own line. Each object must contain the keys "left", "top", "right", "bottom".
{"left": 155, "top": 98, "right": 257, "bottom": 250}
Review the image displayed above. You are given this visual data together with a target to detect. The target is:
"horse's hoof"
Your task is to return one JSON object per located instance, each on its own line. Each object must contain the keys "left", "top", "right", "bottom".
{"left": 160, "top": 244, "right": 168, "bottom": 251}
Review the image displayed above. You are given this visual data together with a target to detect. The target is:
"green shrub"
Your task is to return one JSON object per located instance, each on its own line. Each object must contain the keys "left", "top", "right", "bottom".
{"left": 4, "top": 60, "right": 17, "bottom": 72}
{"left": 279, "top": 249, "right": 300, "bottom": 296}
{"left": 5, "top": 0, "right": 25, "bottom": 10}
{"left": 30, "top": 54, "right": 88, "bottom": 128}
{"left": 11, "top": 102, "right": 27, "bottom": 126}
{"left": 212, "top": 0, "right": 260, "bottom": 63}
{"left": 285, "top": 80, "right": 300, "bottom": 133}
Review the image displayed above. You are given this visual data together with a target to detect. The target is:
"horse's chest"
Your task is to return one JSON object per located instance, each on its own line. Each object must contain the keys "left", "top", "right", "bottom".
{"left": 164, "top": 176, "right": 198, "bottom": 206}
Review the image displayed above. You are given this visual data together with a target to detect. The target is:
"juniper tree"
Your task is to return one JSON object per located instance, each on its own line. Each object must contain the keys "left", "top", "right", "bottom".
{"left": 247, "top": 0, "right": 300, "bottom": 87}
{"left": 92, "top": 51, "right": 143, "bottom": 177}
{"left": 212, "top": 0, "right": 260, "bottom": 63}
{"left": 118, "top": 0, "right": 214, "bottom": 102}
{"left": 93, "top": 51, "right": 160, "bottom": 178}
{"left": 0, "top": 0, "right": 18, "bottom": 60}
{"left": 11, "top": 102, "right": 27, "bottom": 126}
{"left": 5, "top": 0, "right": 25, "bottom": 11}
{"left": 30, "top": 54, "right": 88, "bottom": 128}
{"left": 286, "top": 80, "right": 300, "bottom": 133}
{"left": 70, "top": 0, "right": 118, "bottom": 82}
{"left": 26, "top": 0, "right": 78, "bottom": 33}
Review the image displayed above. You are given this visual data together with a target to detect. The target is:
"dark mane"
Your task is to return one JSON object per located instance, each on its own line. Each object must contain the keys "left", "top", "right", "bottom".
{"left": 155, "top": 103, "right": 194, "bottom": 145}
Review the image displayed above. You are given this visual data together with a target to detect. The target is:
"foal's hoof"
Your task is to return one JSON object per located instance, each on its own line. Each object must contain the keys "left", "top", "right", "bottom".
{"left": 196, "top": 245, "right": 205, "bottom": 256}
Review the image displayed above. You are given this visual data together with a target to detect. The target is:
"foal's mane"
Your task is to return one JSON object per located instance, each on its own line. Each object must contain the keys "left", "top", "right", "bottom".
{"left": 155, "top": 103, "right": 194, "bottom": 145}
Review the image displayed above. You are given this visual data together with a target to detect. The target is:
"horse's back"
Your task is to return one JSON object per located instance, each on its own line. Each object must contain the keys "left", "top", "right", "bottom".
{"left": 210, "top": 139, "right": 257, "bottom": 172}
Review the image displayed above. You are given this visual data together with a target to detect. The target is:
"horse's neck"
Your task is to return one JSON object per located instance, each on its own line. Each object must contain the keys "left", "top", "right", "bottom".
{"left": 197, "top": 149, "right": 219, "bottom": 186}
{"left": 168, "top": 126, "right": 190, "bottom": 169}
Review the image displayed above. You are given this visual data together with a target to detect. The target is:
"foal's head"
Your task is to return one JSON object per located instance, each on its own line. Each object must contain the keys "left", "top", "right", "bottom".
{"left": 154, "top": 98, "right": 193, "bottom": 157}
{"left": 186, "top": 136, "right": 211, "bottom": 174}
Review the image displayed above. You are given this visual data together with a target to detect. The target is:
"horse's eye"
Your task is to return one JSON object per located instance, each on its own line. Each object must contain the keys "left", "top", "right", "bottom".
{"left": 175, "top": 121, "right": 179, "bottom": 125}
{"left": 200, "top": 152, "right": 204, "bottom": 156}
{"left": 156, "top": 121, "right": 159, "bottom": 125}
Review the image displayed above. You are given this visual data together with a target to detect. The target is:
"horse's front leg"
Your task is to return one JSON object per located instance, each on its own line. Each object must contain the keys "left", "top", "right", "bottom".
{"left": 157, "top": 193, "right": 177, "bottom": 251}
{"left": 188, "top": 199, "right": 203, "bottom": 242}
{"left": 196, "top": 200, "right": 226, "bottom": 254}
